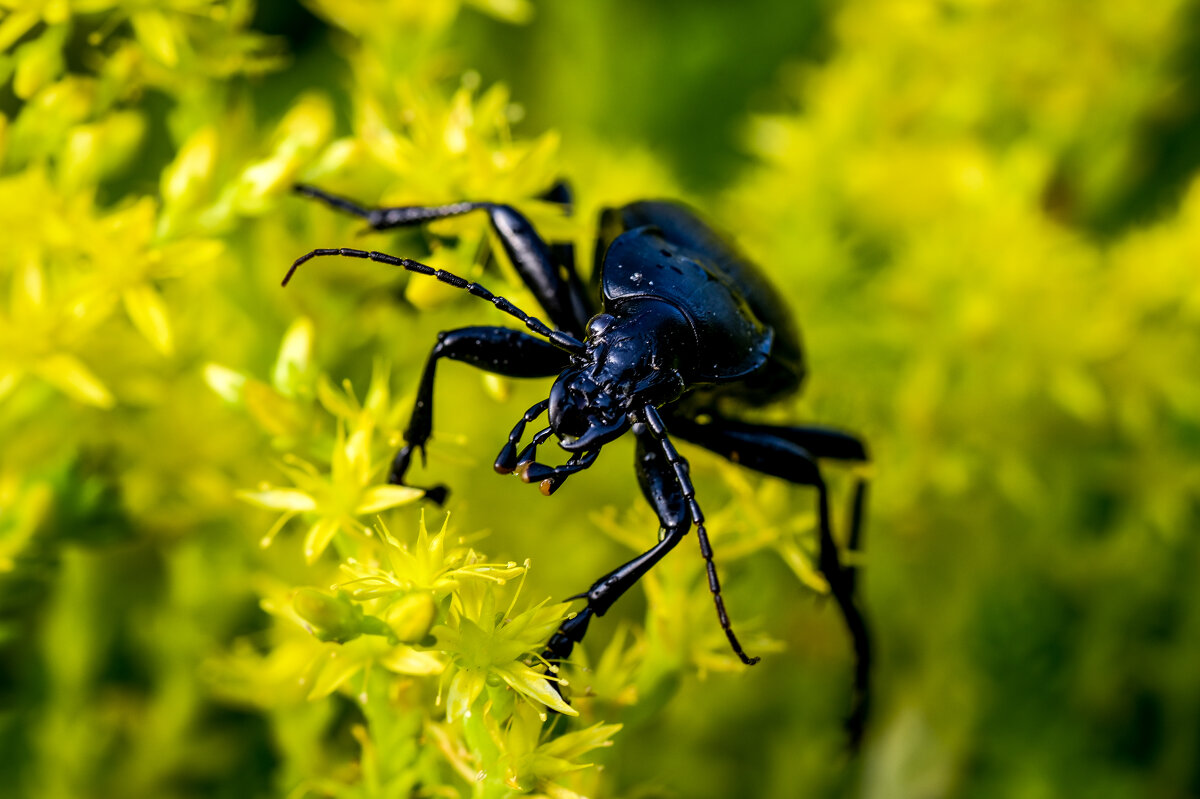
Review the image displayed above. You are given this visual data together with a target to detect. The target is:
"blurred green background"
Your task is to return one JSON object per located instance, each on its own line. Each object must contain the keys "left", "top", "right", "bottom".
{"left": 3, "top": 0, "right": 1200, "bottom": 797}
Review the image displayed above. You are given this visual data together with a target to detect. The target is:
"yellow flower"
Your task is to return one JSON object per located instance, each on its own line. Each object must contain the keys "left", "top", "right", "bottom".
{"left": 238, "top": 416, "right": 423, "bottom": 563}
{"left": 338, "top": 513, "right": 527, "bottom": 602}
{"left": 429, "top": 702, "right": 621, "bottom": 798}
{"left": 491, "top": 702, "right": 621, "bottom": 796}
{"left": 0, "top": 258, "right": 114, "bottom": 408}
{"left": 434, "top": 572, "right": 576, "bottom": 721}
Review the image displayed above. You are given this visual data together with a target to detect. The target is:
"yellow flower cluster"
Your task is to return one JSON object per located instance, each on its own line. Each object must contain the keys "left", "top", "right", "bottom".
{"left": 8, "top": 0, "right": 1200, "bottom": 796}
{"left": 1, "top": 2, "right": 636, "bottom": 797}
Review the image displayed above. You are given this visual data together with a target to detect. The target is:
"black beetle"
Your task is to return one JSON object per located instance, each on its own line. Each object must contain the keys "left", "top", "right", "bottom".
{"left": 284, "top": 183, "right": 872, "bottom": 741}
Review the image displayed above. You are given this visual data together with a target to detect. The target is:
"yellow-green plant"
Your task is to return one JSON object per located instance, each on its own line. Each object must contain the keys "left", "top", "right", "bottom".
{"left": 5, "top": 1, "right": 1200, "bottom": 798}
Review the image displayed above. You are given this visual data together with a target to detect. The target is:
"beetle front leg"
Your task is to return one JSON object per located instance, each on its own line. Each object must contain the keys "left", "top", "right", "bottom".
{"left": 542, "top": 432, "right": 691, "bottom": 664}
{"left": 389, "top": 326, "right": 569, "bottom": 501}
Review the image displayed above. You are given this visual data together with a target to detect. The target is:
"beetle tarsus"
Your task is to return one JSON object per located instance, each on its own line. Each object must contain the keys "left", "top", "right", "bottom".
{"left": 541, "top": 607, "right": 594, "bottom": 665}
{"left": 385, "top": 444, "right": 449, "bottom": 506}
{"left": 423, "top": 485, "right": 450, "bottom": 506}
{"left": 496, "top": 400, "right": 551, "bottom": 474}
{"left": 294, "top": 184, "right": 374, "bottom": 220}
{"left": 520, "top": 463, "right": 555, "bottom": 483}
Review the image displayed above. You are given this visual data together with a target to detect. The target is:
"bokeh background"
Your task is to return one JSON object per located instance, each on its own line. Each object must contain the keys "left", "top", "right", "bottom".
{"left": 3, "top": 1, "right": 1200, "bottom": 797}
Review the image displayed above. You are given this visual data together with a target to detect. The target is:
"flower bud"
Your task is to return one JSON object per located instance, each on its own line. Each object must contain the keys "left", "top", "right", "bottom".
{"left": 385, "top": 592, "right": 437, "bottom": 644}
{"left": 293, "top": 588, "right": 363, "bottom": 643}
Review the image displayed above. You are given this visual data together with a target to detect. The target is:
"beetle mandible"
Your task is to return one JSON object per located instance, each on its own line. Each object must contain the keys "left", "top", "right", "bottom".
{"left": 284, "top": 182, "right": 872, "bottom": 741}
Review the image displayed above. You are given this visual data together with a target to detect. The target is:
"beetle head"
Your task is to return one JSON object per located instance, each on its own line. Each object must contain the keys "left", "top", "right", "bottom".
{"left": 549, "top": 369, "right": 630, "bottom": 452}
{"left": 550, "top": 303, "right": 689, "bottom": 453}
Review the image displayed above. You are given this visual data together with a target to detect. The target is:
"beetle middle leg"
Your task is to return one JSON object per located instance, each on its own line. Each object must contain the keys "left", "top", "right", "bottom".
{"left": 388, "top": 326, "right": 570, "bottom": 500}
{"left": 294, "top": 184, "right": 595, "bottom": 337}
{"left": 665, "top": 413, "right": 872, "bottom": 745}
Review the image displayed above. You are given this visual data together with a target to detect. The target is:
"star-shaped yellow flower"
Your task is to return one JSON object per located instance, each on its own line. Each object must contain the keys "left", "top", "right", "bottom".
{"left": 238, "top": 416, "right": 422, "bottom": 563}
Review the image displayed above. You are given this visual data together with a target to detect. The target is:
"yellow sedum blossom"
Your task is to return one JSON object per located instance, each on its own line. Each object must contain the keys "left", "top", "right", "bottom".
{"left": 11, "top": 1, "right": 1200, "bottom": 797}
{"left": 338, "top": 513, "right": 527, "bottom": 603}
{"left": 436, "top": 573, "right": 576, "bottom": 722}
{"left": 238, "top": 416, "right": 424, "bottom": 562}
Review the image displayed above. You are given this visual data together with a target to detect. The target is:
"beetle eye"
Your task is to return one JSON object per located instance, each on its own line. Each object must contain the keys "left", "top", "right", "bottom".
{"left": 587, "top": 314, "right": 616, "bottom": 340}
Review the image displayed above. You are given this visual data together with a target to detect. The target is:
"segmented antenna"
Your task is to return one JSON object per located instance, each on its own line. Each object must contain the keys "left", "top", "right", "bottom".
{"left": 642, "top": 405, "right": 760, "bottom": 665}
{"left": 282, "top": 248, "right": 585, "bottom": 355}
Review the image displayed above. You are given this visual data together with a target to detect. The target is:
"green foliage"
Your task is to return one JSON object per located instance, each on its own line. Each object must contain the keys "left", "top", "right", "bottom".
{"left": 3, "top": 1, "right": 1200, "bottom": 798}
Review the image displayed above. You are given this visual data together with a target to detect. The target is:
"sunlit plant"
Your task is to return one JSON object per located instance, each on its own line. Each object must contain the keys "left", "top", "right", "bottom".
{"left": 6, "top": 0, "right": 1199, "bottom": 797}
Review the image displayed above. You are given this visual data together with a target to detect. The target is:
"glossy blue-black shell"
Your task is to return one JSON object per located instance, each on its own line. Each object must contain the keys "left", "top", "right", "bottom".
{"left": 596, "top": 202, "right": 805, "bottom": 405}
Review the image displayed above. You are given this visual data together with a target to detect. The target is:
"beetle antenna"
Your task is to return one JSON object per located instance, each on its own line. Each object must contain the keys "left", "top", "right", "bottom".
{"left": 641, "top": 405, "right": 760, "bottom": 665}
{"left": 283, "top": 248, "right": 586, "bottom": 355}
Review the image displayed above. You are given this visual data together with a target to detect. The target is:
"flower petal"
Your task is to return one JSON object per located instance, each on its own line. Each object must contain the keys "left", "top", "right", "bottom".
{"left": 306, "top": 647, "right": 361, "bottom": 701}
{"left": 495, "top": 663, "right": 577, "bottom": 717}
{"left": 162, "top": 127, "right": 217, "bottom": 205}
{"left": 272, "top": 317, "right": 313, "bottom": 395}
{"left": 236, "top": 488, "right": 317, "bottom": 512}
{"left": 35, "top": 354, "right": 114, "bottom": 408}
{"left": 123, "top": 284, "right": 173, "bottom": 355}
{"left": 316, "top": 374, "right": 357, "bottom": 419}
{"left": 355, "top": 484, "right": 424, "bottom": 515}
{"left": 130, "top": 11, "right": 179, "bottom": 67}
{"left": 380, "top": 646, "right": 444, "bottom": 676}
{"left": 446, "top": 667, "right": 486, "bottom": 722}
{"left": 203, "top": 363, "right": 246, "bottom": 404}
{"left": 0, "top": 10, "right": 39, "bottom": 53}
{"left": 539, "top": 721, "right": 623, "bottom": 760}
{"left": 304, "top": 518, "right": 339, "bottom": 563}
